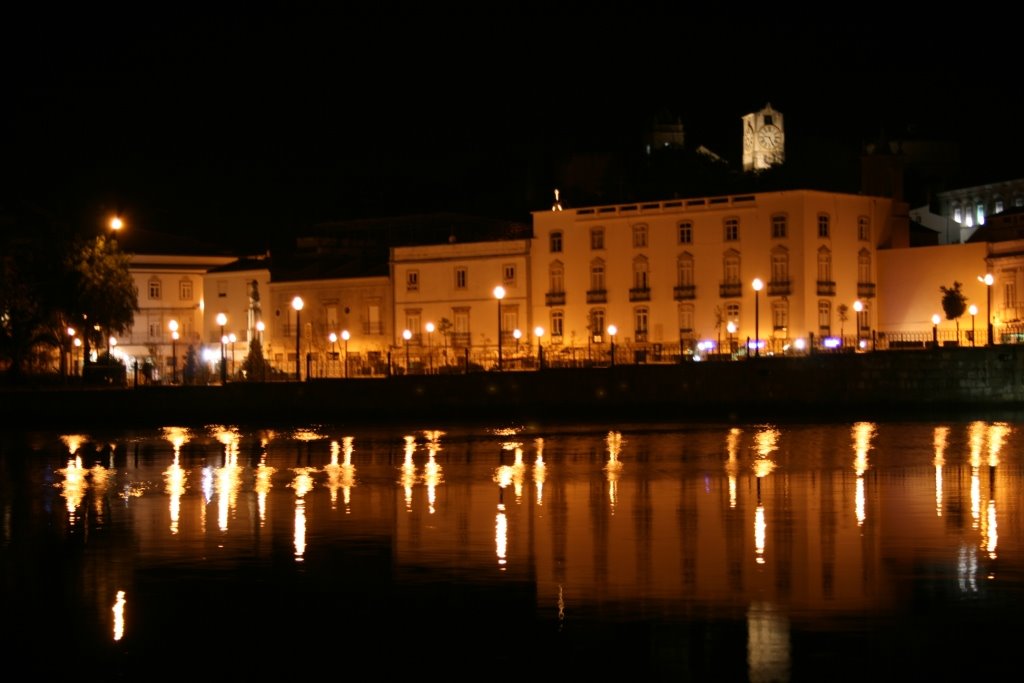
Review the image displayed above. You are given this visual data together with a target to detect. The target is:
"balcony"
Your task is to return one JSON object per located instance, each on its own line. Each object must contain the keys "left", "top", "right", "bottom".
{"left": 586, "top": 289, "right": 607, "bottom": 304}
{"left": 362, "top": 321, "right": 384, "bottom": 335}
{"left": 857, "top": 282, "right": 876, "bottom": 298}
{"left": 768, "top": 280, "right": 791, "bottom": 296}
{"left": 629, "top": 287, "right": 651, "bottom": 302}
{"left": 719, "top": 282, "right": 742, "bottom": 298}
{"left": 673, "top": 284, "right": 696, "bottom": 300}
{"left": 545, "top": 291, "right": 566, "bottom": 306}
{"left": 451, "top": 332, "right": 471, "bottom": 347}
{"left": 816, "top": 280, "right": 836, "bottom": 296}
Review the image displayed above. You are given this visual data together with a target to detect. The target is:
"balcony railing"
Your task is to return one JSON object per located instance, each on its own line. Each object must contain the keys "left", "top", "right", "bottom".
{"left": 768, "top": 280, "right": 791, "bottom": 296}
{"left": 586, "top": 289, "right": 607, "bottom": 304}
{"left": 629, "top": 287, "right": 651, "bottom": 302}
{"left": 816, "top": 280, "right": 836, "bottom": 296}
{"left": 673, "top": 284, "right": 696, "bottom": 300}
{"left": 545, "top": 291, "right": 566, "bottom": 306}
{"left": 858, "top": 282, "right": 876, "bottom": 298}
{"left": 719, "top": 282, "right": 742, "bottom": 298}
{"left": 363, "top": 321, "right": 384, "bottom": 335}
{"left": 451, "top": 332, "right": 471, "bottom": 347}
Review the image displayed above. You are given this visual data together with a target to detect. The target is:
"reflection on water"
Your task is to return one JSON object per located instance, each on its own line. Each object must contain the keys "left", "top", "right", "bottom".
{"left": 3, "top": 420, "right": 1024, "bottom": 679}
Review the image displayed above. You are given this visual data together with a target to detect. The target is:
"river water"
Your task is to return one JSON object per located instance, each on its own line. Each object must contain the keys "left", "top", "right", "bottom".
{"left": 1, "top": 419, "right": 1021, "bottom": 681}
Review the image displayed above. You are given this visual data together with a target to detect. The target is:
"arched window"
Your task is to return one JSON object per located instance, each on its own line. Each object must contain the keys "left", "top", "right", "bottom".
{"left": 633, "top": 255, "right": 649, "bottom": 290}
{"left": 770, "top": 246, "right": 789, "bottom": 285}
{"left": 858, "top": 249, "right": 872, "bottom": 284}
{"left": 549, "top": 260, "right": 564, "bottom": 293}
{"left": 817, "top": 246, "right": 832, "bottom": 283}
{"left": 723, "top": 249, "right": 741, "bottom": 283}
{"left": 677, "top": 252, "right": 694, "bottom": 286}
{"left": 590, "top": 259, "right": 606, "bottom": 292}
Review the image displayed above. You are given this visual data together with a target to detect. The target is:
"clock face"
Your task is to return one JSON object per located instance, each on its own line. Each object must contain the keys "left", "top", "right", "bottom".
{"left": 757, "top": 125, "right": 781, "bottom": 150}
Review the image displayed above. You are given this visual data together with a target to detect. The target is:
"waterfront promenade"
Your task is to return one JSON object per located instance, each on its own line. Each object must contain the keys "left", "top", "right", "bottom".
{"left": 4, "top": 346, "right": 1024, "bottom": 430}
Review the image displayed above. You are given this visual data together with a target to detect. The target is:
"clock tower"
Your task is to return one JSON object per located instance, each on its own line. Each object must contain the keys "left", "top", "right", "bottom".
{"left": 742, "top": 103, "right": 785, "bottom": 172}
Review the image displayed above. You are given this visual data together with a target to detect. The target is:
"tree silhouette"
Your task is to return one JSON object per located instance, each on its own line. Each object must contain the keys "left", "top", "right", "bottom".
{"left": 940, "top": 281, "right": 968, "bottom": 342}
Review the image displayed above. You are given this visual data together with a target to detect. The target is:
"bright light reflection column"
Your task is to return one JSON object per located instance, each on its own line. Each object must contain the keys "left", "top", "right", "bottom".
{"left": 213, "top": 427, "right": 242, "bottom": 532}
{"left": 604, "top": 431, "right": 624, "bottom": 514}
{"left": 984, "top": 422, "right": 1009, "bottom": 560}
{"left": 290, "top": 468, "right": 315, "bottom": 562}
{"left": 933, "top": 426, "right": 948, "bottom": 517}
{"left": 401, "top": 435, "right": 417, "bottom": 512}
{"left": 112, "top": 590, "right": 126, "bottom": 642}
{"left": 852, "top": 422, "right": 876, "bottom": 527}
{"left": 423, "top": 431, "right": 444, "bottom": 515}
{"left": 753, "top": 427, "right": 778, "bottom": 565}
{"left": 533, "top": 438, "right": 545, "bottom": 506}
{"left": 726, "top": 428, "right": 741, "bottom": 509}
{"left": 254, "top": 439, "right": 275, "bottom": 526}
{"left": 341, "top": 436, "right": 355, "bottom": 513}
{"left": 163, "top": 427, "right": 190, "bottom": 534}
{"left": 969, "top": 421, "right": 985, "bottom": 530}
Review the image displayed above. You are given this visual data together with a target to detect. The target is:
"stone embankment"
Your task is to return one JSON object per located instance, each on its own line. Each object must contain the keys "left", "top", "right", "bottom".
{"left": 3, "top": 347, "right": 1024, "bottom": 430}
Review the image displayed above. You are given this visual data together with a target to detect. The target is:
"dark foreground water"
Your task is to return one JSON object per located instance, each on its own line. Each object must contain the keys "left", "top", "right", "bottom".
{"left": 2, "top": 419, "right": 1022, "bottom": 681}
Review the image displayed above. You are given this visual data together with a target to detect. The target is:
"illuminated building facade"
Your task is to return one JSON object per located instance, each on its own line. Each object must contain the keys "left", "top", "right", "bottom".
{"left": 742, "top": 103, "right": 785, "bottom": 172}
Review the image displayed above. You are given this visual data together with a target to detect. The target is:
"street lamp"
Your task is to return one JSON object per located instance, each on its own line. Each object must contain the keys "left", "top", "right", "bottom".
{"left": 329, "top": 332, "right": 338, "bottom": 377}
{"left": 73, "top": 337, "right": 82, "bottom": 375}
{"left": 607, "top": 324, "right": 617, "bottom": 368}
{"left": 979, "top": 273, "right": 994, "bottom": 346}
{"left": 425, "top": 321, "right": 435, "bottom": 374}
{"left": 513, "top": 328, "right": 522, "bottom": 357}
{"left": 292, "top": 296, "right": 304, "bottom": 381}
{"left": 752, "top": 278, "right": 764, "bottom": 357}
{"left": 168, "top": 319, "right": 179, "bottom": 384}
{"left": 341, "top": 330, "right": 350, "bottom": 378}
{"left": 534, "top": 326, "right": 544, "bottom": 370}
{"left": 968, "top": 304, "right": 978, "bottom": 347}
{"left": 726, "top": 321, "right": 737, "bottom": 355}
{"left": 403, "top": 329, "right": 412, "bottom": 372}
{"left": 932, "top": 313, "right": 941, "bottom": 347}
{"left": 216, "top": 313, "right": 227, "bottom": 384}
{"left": 109, "top": 216, "right": 123, "bottom": 232}
{"left": 853, "top": 300, "right": 863, "bottom": 347}
{"left": 493, "top": 286, "right": 506, "bottom": 371}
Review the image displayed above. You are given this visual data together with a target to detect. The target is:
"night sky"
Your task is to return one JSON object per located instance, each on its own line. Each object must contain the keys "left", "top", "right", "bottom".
{"left": 2, "top": 10, "right": 1020, "bottom": 251}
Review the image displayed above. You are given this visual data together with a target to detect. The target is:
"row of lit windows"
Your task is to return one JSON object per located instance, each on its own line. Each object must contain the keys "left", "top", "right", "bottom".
{"left": 951, "top": 196, "right": 1024, "bottom": 227}
{"left": 548, "top": 248, "right": 872, "bottom": 293}
{"left": 405, "top": 264, "right": 517, "bottom": 292}
{"left": 147, "top": 278, "right": 194, "bottom": 301}
{"left": 549, "top": 216, "right": 871, "bottom": 252}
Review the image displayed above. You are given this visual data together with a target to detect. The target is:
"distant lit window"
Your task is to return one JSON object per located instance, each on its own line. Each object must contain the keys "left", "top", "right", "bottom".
{"left": 725, "top": 302, "right": 740, "bottom": 325}
{"left": 1016, "top": 197, "right": 1024, "bottom": 208}
{"left": 977, "top": 204, "right": 986, "bottom": 226}
{"left": 406, "top": 270, "right": 419, "bottom": 291}
{"left": 550, "top": 231, "right": 563, "bottom": 253}
{"left": 818, "top": 214, "right": 830, "bottom": 238}
{"left": 549, "top": 261, "right": 564, "bottom": 293}
{"left": 678, "top": 304, "right": 694, "bottom": 334}
{"left": 590, "top": 309, "right": 605, "bottom": 343}
{"left": 995, "top": 200, "right": 1004, "bottom": 214}
{"left": 634, "top": 307, "right": 649, "bottom": 341}
{"left": 633, "top": 224, "right": 648, "bottom": 248}
{"left": 771, "top": 214, "right": 787, "bottom": 239}
{"left": 179, "top": 279, "right": 193, "bottom": 301}
{"left": 590, "top": 227, "right": 605, "bottom": 250}
{"left": 503, "top": 264, "right": 516, "bottom": 285}
{"left": 455, "top": 267, "right": 467, "bottom": 289}
{"left": 772, "top": 300, "right": 788, "bottom": 331}
{"left": 724, "top": 218, "right": 739, "bottom": 241}
{"left": 148, "top": 321, "right": 161, "bottom": 338}
{"left": 148, "top": 278, "right": 162, "bottom": 300}
{"left": 678, "top": 221, "right": 693, "bottom": 244}
{"left": 965, "top": 213, "right": 974, "bottom": 228}
{"left": 1005, "top": 279, "right": 1016, "bottom": 309}
{"left": 550, "top": 310, "right": 564, "bottom": 338}
{"left": 818, "top": 300, "right": 831, "bottom": 333}
{"left": 953, "top": 207, "right": 963, "bottom": 224}
{"left": 858, "top": 217, "right": 871, "bottom": 242}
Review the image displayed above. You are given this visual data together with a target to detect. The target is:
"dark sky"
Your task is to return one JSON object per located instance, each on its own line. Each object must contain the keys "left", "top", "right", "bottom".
{"left": 3, "top": 10, "right": 1020, "bottom": 251}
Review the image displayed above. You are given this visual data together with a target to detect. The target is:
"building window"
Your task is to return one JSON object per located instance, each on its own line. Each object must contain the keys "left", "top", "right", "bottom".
{"left": 1016, "top": 196, "right": 1024, "bottom": 208}
{"left": 590, "top": 227, "right": 605, "bottom": 250}
{"left": 724, "top": 218, "right": 739, "bottom": 242}
{"left": 818, "top": 300, "right": 831, "bottom": 334}
{"left": 817, "top": 247, "right": 832, "bottom": 282}
{"left": 858, "top": 216, "right": 871, "bottom": 241}
{"left": 953, "top": 206, "right": 963, "bottom": 223}
{"left": 1004, "top": 278, "right": 1017, "bottom": 310}
{"left": 633, "top": 224, "right": 648, "bottom": 248}
{"left": 404, "top": 310, "right": 422, "bottom": 342}
{"left": 590, "top": 309, "right": 605, "bottom": 343}
{"left": 723, "top": 250, "right": 741, "bottom": 284}
{"left": 677, "top": 253, "right": 694, "bottom": 286}
{"left": 771, "top": 247, "right": 789, "bottom": 284}
{"left": 148, "top": 278, "right": 162, "bottom": 300}
{"left": 455, "top": 267, "right": 467, "bottom": 289}
{"left": 818, "top": 213, "right": 830, "bottom": 238}
{"left": 856, "top": 305, "right": 869, "bottom": 332}
{"left": 503, "top": 264, "right": 516, "bottom": 285}
{"left": 678, "top": 303, "right": 694, "bottom": 334}
{"left": 453, "top": 308, "right": 470, "bottom": 343}
{"left": 406, "top": 270, "right": 419, "bottom": 291}
{"left": 771, "top": 214, "right": 787, "bottom": 239}
{"left": 977, "top": 203, "right": 986, "bottom": 226}
{"left": 549, "top": 261, "right": 564, "bottom": 293}
{"left": 179, "top": 279, "right": 193, "bottom": 301}
{"left": 725, "top": 302, "right": 740, "bottom": 326}
{"left": 148, "top": 320, "right": 161, "bottom": 339}
{"left": 550, "top": 231, "right": 563, "bottom": 253}
{"left": 217, "top": 280, "right": 228, "bottom": 298}
{"left": 633, "top": 255, "right": 649, "bottom": 289}
{"left": 634, "top": 307, "right": 649, "bottom": 341}
{"left": 772, "top": 300, "right": 788, "bottom": 331}
{"left": 678, "top": 221, "right": 693, "bottom": 244}
{"left": 858, "top": 249, "right": 872, "bottom": 284}
{"left": 590, "top": 259, "right": 606, "bottom": 292}
{"left": 995, "top": 199, "right": 1005, "bottom": 214}
{"left": 550, "top": 310, "right": 564, "bottom": 339}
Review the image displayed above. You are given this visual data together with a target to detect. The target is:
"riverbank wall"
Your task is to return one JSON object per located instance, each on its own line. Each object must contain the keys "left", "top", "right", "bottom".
{"left": 4, "top": 346, "right": 1024, "bottom": 430}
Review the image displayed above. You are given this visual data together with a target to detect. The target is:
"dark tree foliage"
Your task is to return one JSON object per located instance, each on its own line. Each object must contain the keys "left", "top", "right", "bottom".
{"left": 65, "top": 235, "right": 140, "bottom": 353}
{"left": 242, "top": 337, "right": 271, "bottom": 381}
{"left": 940, "top": 281, "right": 968, "bottom": 337}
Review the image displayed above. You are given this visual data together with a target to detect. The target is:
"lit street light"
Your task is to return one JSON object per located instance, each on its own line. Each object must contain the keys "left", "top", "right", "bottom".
{"left": 292, "top": 296, "right": 304, "bottom": 381}
{"left": 425, "top": 321, "right": 435, "bottom": 374}
{"left": 726, "top": 321, "right": 737, "bottom": 355}
{"left": 513, "top": 328, "right": 522, "bottom": 357}
{"left": 979, "top": 273, "right": 994, "bottom": 346}
{"left": 534, "top": 326, "right": 544, "bottom": 370}
{"left": 109, "top": 216, "right": 123, "bottom": 232}
{"left": 329, "top": 332, "right": 338, "bottom": 377}
{"left": 403, "top": 329, "right": 412, "bottom": 373}
{"left": 493, "top": 286, "right": 506, "bottom": 371}
{"left": 932, "top": 313, "right": 941, "bottom": 347}
{"left": 608, "top": 324, "right": 617, "bottom": 368}
{"left": 752, "top": 278, "right": 764, "bottom": 357}
{"left": 341, "top": 330, "right": 350, "bottom": 378}
{"left": 968, "top": 304, "right": 978, "bottom": 347}
{"left": 168, "top": 319, "right": 179, "bottom": 384}
{"left": 216, "top": 313, "right": 227, "bottom": 384}
{"left": 853, "top": 300, "right": 863, "bottom": 347}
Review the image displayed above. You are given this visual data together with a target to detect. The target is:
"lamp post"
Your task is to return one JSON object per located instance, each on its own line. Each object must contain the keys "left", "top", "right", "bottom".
{"left": 513, "top": 328, "right": 522, "bottom": 358}
{"left": 403, "top": 329, "right": 412, "bottom": 373}
{"left": 752, "top": 278, "right": 764, "bottom": 357}
{"left": 168, "top": 319, "right": 179, "bottom": 384}
{"left": 341, "top": 330, "right": 350, "bottom": 378}
{"left": 73, "top": 337, "right": 82, "bottom": 376}
{"left": 852, "top": 300, "right": 863, "bottom": 349}
{"left": 726, "top": 321, "right": 736, "bottom": 356}
{"left": 979, "top": 273, "right": 994, "bottom": 346}
{"left": 608, "top": 324, "right": 617, "bottom": 367}
{"left": 425, "top": 321, "right": 435, "bottom": 374}
{"left": 329, "top": 332, "right": 338, "bottom": 377}
{"left": 292, "top": 296, "right": 304, "bottom": 381}
{"left": 493, "top": 286, "right": 506, "bottom": 371}
{"left": 216, "top": 313, "right": 227, "bottom": 384}
{"left": 534, "top": 326, "right": 544, "bottom": 370}
{"left": 228, "top": 333, "right": 237, "bottom": 377}
{"left": 968, "top": 304, "right": 978, "bottom": 347}
{"left": 932, "top": 313, "right": 941, "bottom": 348}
